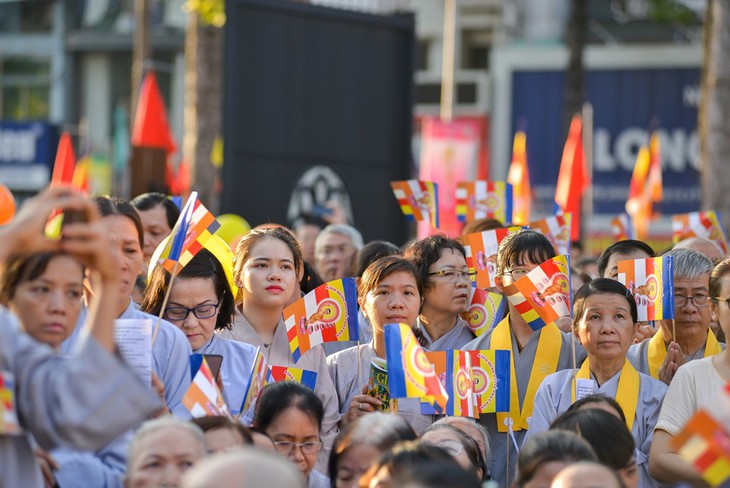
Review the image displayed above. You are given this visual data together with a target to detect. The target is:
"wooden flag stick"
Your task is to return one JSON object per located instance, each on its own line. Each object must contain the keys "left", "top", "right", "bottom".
{"left": 672, "top": 318, "right": 676, "bottom": 345}
{"left": 151, "top": 260, "right": 180, "bottom": 348}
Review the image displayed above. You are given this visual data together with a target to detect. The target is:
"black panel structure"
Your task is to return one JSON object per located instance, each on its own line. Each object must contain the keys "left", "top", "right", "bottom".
{"left": 222, "top": 0, "right": 415, "bottom": 244}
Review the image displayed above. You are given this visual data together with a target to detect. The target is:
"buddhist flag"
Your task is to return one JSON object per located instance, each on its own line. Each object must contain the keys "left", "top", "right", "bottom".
{"left": 672, "top": 211, "right": 729, "bottom": 254}
{"left": 617, "top": 256, "right": 674, "bottom": 322}
{"left": 507, "top": 130, "right": 531, "bottom": 225}
{"left": 0, "top": 370, "right": 20, "bottom": 434}
{"left": 183, "top": 357, "right": 229, "bottom": 418}
{"left": 530, "top": 214, "right": 572, "bottom": 255}
{"left": 626, "top": 132, "right": 662, "bottom": 239}
{"left": 465, "top": 226, "right": 525, "bottom": 288}
{"left": 51, "top": 132, "right": 76, "bottom": 187}
{"left": 385, "top": 323, "right": 448, "bottom": 413}
{"left": 391, "top": 180, "right": 439, "bottom": 228}
{"left": 455, "top": 181, "right": 513, "bottom": 225}
{"left": 503, "top": 255, "right": 572, "bottom": 331}
{"left": 157, "top": 191, "right": 220, "bottom": 274}
{"left": 673, "top": 410, "right": 730, "bottom": 487}
{"left": 269, "top": 366, "right": 318, "bottom": 391}
{"left": 462, "top": 287, "right": 507, "bottom": 337}
{"left": 131, "top": 70, "right": 177, "bottom": 155}
{"left": 422, "top": 350, "right": 476, "bottom": 417}
{"left": 238, "top": 348, "right": 273, "bottom": 420}
{"left": 284, "top": 278, "right": 359, "bottom": 362}
{"left": 612, "top": 214, "right": 634, "bottom": 241}
{"left": 555, "top": 115, "right": 590, "bottom": 241}
{"left": 469, "top": 349, "right": 511, "bottom": 414}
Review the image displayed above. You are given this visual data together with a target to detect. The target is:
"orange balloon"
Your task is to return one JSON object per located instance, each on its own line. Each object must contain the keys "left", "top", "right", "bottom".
{"left": 0, "top": 184, "right": 15, "bottom": 225}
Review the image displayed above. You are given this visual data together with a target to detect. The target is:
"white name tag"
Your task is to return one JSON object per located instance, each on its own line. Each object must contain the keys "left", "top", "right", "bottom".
{"left": 576, "top": 378, "right": 595, "bottom": 401}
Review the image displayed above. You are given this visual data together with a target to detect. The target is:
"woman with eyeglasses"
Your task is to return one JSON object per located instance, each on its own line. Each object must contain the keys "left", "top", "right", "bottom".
{"left": 328, "top": 256, "right": 435, "bottom": 435}
{"left": 649, "top": 257, "right": 730, "bottom": 485}
{"left": 141, "top": 244, "right": 257, "bottom": 414}
{"left": 253, "top": 381, "right": 329, "bottom": 488}
{"left": 525, "top": 278, "right": 667, "bottom": 488}
{"left": 403, "top": 235, "right": 475, "bottom": 350}
{"left": 420, "top": 424, "right": 485, "bottom": 481}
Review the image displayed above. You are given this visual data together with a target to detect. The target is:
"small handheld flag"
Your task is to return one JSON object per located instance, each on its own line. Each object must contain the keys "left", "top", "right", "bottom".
{"left": 465, "top": 226, "right": 525, "bottom": 288}
{"left": 238, "top": 348, "right": 273, "bottom": 420}
{"left": 617, "top": 256, "right": 675, "bottom": 321}
{"left": 456, "top": 181, "right": 513, "bottom": 224}
{"left": 269, "top": 366, "right": 318, "bottom": 391}
{"left": 157, "top": 191, "right": 220, "bottom": 275}
{"left": 284, "top": 278, "right": 359, "bottom": 362}
{"left": 672, "top": 211, "right": 729, "bottom": 254}
{"left": 391, "top": 180, "right": 439, "bottom": 228}
{"left": 503, "top": 255, "right": 572, "bottom": 331}
{"left": 384, "top": 323, "right": 448, "bottom": 413}
{"left": 469, "top": 349, "right": 511, "bottom": 414}
{"left": 462, "top": 287, "right": 507, "bottom": 337}
{"left": 530, "top": 214, "right": 572, "bottom": 255}
{"left": 611, "top": 214, "right": 634, "bottom": 241}
{"left": 183, "top": 357, "right": 229, "bottom": 418}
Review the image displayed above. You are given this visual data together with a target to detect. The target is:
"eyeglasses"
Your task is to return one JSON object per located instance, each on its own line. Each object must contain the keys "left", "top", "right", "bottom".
{"left": 428, "top": 269, "right": 476, "bottom": 282}
{"left": 164, "top": 303, "right": 220, "bottom": 321}
{"left": 273, "top": 440, "right": 323, "bottom": 456}
{"left": 712, "top": 296, "right": 730, "bottom": 306}
{"left": 503, "top": 268, "right": 530, "bottom": 280}
{"left": 674, "top": 294, "right": 709, "bottom": 308}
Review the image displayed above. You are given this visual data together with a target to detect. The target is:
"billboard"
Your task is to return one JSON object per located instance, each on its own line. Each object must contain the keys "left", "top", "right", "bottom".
{"left": 511, "top": 68, "right": 700, "bottom": 217}
{"left": 0, "top": 121, "right": 58, "bottom": 191}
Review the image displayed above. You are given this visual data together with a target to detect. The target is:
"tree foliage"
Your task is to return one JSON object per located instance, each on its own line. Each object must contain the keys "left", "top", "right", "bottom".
{"left": 185, "top": 0, "right": 226, "bottom": 27}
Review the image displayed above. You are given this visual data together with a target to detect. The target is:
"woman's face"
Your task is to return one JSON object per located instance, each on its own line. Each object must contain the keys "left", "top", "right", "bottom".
{"left": 360, "top": 271, "right": 421, "bottom": 332}
{"left": 238, "top": 238, "right": 298, "bottom": 310}
{"left": 126, "top": 426, "right": 205, "bottom": 488}
{"left": 165, "top": 277, "right": 220, "bottom": 351}
{"left": 265, "top": 406, "right": 321, "bottom": 478}
{"left": 9, "top": 255, "right": 84, "bottom": 350}
{"left": 523, "top": 460, "right": 570, "bottom": 488}
{"left": 137, "top": 204, "right": 172, "bottom": 265}
{"left": 711, "top": 277, "right": 730, "bottom": 340}
{"left": 103, "top": 215, "right": 144, "bottom": 303}
{"left": 421, "top": 429, "right": 475, "bottom": 475}
{"left": 421, "top": 249, "right": 470, "bottom": 317}
{"left": 335, "top": 443, "right": 381, "bottom": 488}
{"left": 575, "top": 293, "right": 637, "bottom": 362}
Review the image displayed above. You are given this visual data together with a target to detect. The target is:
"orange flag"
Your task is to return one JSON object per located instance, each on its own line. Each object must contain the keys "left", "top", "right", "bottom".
{"left": 507, "top": 130, "right": 531, "bottom": 225}
{"left": 51, "top": 132, "right": 76, "bottom": 187}
{"left": 131, "top": 70, "right": 177, "bottom": 155}
{"left": 626, "top": 133, "right": 662, "bottom": 240}
{"left": 555, "top": 115, "right": 590, "bottom": 241}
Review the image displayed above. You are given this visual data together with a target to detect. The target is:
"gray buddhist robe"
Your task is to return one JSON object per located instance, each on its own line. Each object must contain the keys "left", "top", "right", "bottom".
{"left": 0, "top": 307, "right": 161, "bottom": 488}
{"left": 463, "top": 321, "right": 586, "bottom": 487}
{"left": 526, "top": 367, "right": 667, "bottom": 488}
{"left": 627, "top": 336, "right": 726, "bottom": 377}
{"left": 326, "top": 342, "right": 435, "bottom": 435}
{"left": 415, "top": 316, "right": 475, "bottom": 351}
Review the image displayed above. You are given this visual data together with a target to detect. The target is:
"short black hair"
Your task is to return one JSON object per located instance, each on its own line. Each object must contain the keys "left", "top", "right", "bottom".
{"left": 572, "top": 278, "right": 638, "bottom": 328}
{"left": 496, "top": 230, "right": 556, "bottom": 276}
{"left": 404, "top": 234, "right": 466, "bottom": 289}
{"left": 130, "top": 192, "right": 181, "bottom": 230}
{"left": 566, "top": 393, "right": 627, "bottom": 424}
{"left": 354, "top": 241, "right": 402, "bottom": 278}
{"left": 92, "top": 195, "right": 145, "bottom": 249}
{"left": 253, "top": 381, "right": 324, "bottom": 432}
{"left": 596, "top": 240, "right": 655, "bottom": 278}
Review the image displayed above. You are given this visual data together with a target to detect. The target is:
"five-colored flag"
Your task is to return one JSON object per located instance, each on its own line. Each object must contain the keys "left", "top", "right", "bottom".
{"left": 239, "top": 348, "right": 273, "bottom": 420}
{"left": 384, "top": 323, "right": 448, "bottom": 413}
{"left": 464, "top": 226, "right": 525, "bottom": 288}
{"left": 391, "top": 180, "right": 440, "bottom": 228}
{"left": 182, "top": 357, "right": 229, "bottom": 418}
{"left": 462, "top": 287, "right": 507, "bottom": 337}
{"left": 284, "top": 278, "right": 359, "bottom": 362}
{"left": 672, "top": 211, "right": 729, "bottom": 254}
{"left": 617, "top": 256, "right": 675, "bottom": 321}
{"left": 530, "top": 214, "right": 572, "bottom": 255}
{"left": 469, "top": 349, "right": 511, "bottom": 414}
{"left": 269, "top": 366, "right": 318, "bottom": 391}
{"left": 456, "top": 181, "right": 513, "bottom": 225}
{"left": 611, "top": 214, "right": 634, "bottom": 241}
{"left": 503, "top": 255, "right": 572, "bottom": 331}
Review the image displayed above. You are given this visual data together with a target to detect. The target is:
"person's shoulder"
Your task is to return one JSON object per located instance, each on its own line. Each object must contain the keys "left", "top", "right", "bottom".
{"left": 637, "top": 371, "right": 668, "bottom": 394}
{"left": 677, "top": 355, "right": 715, "bottom": 376}
{"left": 217, "top": 334, "right": 258, "bottom": 355}
{"left": 326, "top": 343, "right": 362, "bottom": 366}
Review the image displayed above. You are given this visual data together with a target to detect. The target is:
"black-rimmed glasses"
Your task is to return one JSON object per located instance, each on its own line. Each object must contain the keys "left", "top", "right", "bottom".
{"left": 164, "top": 302, "right": 220, "bottom": 321}
{"left": 427, "top": 269, "right": 476, "bottom": 282}
{"left": 674, "top": 294, "right": 709, "bottom": 307}
{"left": 273, "top": 440, "right": 323, "bottom": 456}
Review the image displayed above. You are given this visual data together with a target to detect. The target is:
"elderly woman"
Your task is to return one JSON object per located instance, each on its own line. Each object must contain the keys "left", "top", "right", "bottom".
{"left": 404, "top": 235, "right": 475, "bottom": 350}
{"left": 525, "top": 278, "right": 667, "bottom": 488}
{"left": 327, "top": 256, "right": 435, "bottom": 435}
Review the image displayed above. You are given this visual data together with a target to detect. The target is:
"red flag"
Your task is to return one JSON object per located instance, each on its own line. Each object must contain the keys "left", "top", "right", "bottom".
{"left": 555, "top": 115, "right": 590, "bottom": 241}
{"left": 507, "top": 130, "right": 531, "bottom": 225}
{"left": 51, "top": 132, "right": 76, "bottom": 187}
{"left": 626, "top": 132, "right": 662, "bottom": 240}
{"left": 131, "top": 70, "right": 177, "bottom": 155}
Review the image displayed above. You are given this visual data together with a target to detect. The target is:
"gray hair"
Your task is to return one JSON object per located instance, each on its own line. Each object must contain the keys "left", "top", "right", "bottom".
{"left": 128, "top": 416, "right": 207, "bottom": 466}
{"left": 315, "top": 224, "right": 364, "bottom": 252}
{"left": 664, "top": 248, "right": 713, "bottom": 280}
{"left": 433, "top": 416, "right": 491, "bottom": 467}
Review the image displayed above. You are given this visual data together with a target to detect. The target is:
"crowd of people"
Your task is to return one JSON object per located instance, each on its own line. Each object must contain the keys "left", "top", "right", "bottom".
{"left": 1, "top": 186, "right": 728, "bottom": 488}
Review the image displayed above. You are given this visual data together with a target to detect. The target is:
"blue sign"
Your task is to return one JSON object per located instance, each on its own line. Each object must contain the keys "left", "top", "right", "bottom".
{"left": 0, "top": 121, "right": 58, "bottom": 191}
{"left": 511, "top": 68, "right": 700, "bottom": 216}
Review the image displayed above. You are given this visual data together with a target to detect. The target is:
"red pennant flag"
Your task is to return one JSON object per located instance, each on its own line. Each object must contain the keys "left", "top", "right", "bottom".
{"left": 507, "top": 130, "right": 531, "bottom": 225}
{"left": 131, "top": 70, "right": 177, "bottom": 155}
{"left": 555, "top": 115, "right": 590, "bottom": 241}
{"left": 51, "top": 132, "right": 76, "bottom": 187}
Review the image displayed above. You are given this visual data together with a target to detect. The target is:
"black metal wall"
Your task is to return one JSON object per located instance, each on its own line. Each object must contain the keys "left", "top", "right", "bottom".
{"left": 222, "top": 0, "right": 415, "bottom": 244}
